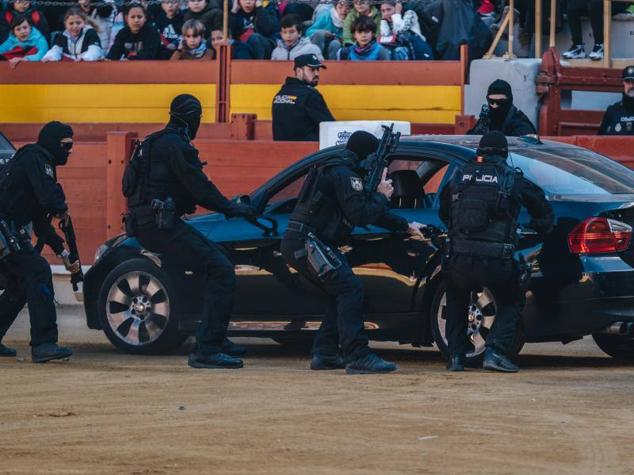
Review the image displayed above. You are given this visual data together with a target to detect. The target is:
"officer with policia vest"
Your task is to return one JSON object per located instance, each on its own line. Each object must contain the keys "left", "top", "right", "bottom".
{"left": 281, "top": 131, "right": 425, "bottom": 374}
{"left": 598, "top": 65, "right": 634, "bottom": 136}
{"left": 439, "top": 131, "right": 554, "bottom": 373}
{"left": 122, "top": 94, "right": 257, "bottom": 370}
{"left": 0, "top": 121, "right": 78, "bottom": 363}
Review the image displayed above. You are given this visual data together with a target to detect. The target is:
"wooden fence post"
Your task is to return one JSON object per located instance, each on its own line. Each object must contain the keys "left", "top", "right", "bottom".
{"left": 106, "top": 131, "right": 137, "bottom": 239}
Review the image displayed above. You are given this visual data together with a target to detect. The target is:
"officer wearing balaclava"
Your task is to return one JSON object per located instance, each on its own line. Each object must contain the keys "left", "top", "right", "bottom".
{"left": 439, "top": 131, "right": 553, "bottom": 373}
{"left": 599, "top": 65, "right": 634, "bottom": 136}
{"left": 467, "top": 79, "right": 537, "bottom": 137}
{"left": 0, "top": 121, "right": 77, "bottom": 363}
{"left": 280, "top": 130, "right": 425, "bottom": 374}
{"left": 124, "top": 94, "right": 257, "bottom": 370}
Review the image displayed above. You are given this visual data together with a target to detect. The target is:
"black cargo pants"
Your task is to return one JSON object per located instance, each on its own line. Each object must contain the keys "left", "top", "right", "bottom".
{"left": 281, "top": 231, "right": 370, "bottom": 363}
{"left": 444, "top": 254, "right": 523, "bottom": 356}
{"left": 0, "top": 251, "right": 58, "bottom": 346}
{"left": 134, "top": 216, "right": 236, "bottom": 356}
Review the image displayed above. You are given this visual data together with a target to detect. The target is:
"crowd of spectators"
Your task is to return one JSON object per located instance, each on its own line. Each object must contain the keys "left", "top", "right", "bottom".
{"left": 0, "top": 0, "right": 633, "bottom": 64}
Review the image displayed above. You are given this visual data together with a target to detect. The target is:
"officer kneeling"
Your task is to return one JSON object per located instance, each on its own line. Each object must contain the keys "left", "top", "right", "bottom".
{"left": 439, "top": 132, "right": 553, "bottom": 372}
{"left": 281, "top": 131, "right": 424, "bottom": 374}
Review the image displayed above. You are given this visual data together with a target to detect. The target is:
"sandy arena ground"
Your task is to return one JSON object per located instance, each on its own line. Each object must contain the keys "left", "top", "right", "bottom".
{"left": 1, "top": 306, "right": 634, "bottom": 475}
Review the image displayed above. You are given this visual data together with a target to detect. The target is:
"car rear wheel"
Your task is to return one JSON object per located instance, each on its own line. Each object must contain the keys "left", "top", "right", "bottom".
{"left": 431, "top": 282, "right": 524, "bottom": 366}
{"left": 98, "top": 258, "right": 186, "bottom": 354}
{"left": 592, "top": 333, "right": 634, "bottom": 360}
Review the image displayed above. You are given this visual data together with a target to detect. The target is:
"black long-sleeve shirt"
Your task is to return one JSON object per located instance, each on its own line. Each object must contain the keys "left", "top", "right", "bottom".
{"left": 107, "top": 24, "right": 160, "bottom": 60}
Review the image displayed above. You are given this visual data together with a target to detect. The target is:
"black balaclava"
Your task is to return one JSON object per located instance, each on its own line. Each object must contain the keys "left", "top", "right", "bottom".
{"left": 487, "top": 79, "right": 513, "bottom": 127}
{"left": 169, "top": 94, "right": 203, "bottom": 140}
{"left": 476, "top": 131, "right": 509, "bottom": 163}
{"left": 37, "top": 121, "right": 74, "bottom": 166}
{"left": 345, "top": 131, "right": 380, "bottom": 176}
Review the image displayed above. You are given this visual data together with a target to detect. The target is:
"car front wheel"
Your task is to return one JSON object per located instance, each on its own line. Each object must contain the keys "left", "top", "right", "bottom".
{"left": 98, "top": 258, "right": 186, "bottom": 354}
{"left": 592, "top": 333, "right": 634, "bottom": 360}
{"left": 431, "top": 282, "right": 524, "bottom": 366}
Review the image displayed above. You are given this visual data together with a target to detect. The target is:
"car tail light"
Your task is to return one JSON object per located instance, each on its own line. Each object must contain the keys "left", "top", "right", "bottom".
{"left": 568, "top": 217, "right": 632, "bottom": 254}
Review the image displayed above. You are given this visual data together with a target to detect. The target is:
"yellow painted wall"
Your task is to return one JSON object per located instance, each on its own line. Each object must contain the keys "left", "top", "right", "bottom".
{"left": 0, "top": 84, "right": 217, "bottom": 123}
{"left": 231, "top": 84, "right": 462, "bottom": 123}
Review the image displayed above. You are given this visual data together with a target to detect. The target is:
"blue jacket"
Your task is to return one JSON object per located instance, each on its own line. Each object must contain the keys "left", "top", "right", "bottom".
{"left": 306, "top": 7, "right": 344, "bottom": 38}
{"left": 0, "top": 27, "right": 48, "bottom": 61}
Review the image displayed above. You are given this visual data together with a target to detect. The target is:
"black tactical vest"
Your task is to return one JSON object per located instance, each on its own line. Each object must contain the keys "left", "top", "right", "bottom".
{"left": 450, "top": 159, "right": 519, "bottom": 244}
{"left": 123, "top": 130, "right": 169, "bottom": 207}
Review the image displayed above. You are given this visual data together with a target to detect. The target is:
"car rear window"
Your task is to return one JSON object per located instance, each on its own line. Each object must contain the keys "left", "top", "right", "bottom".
{"left": 0, "top": 133, "right": 15, "bottom": 166}
{"left": 509, "top": 147, "right": 634, "bottom": 195}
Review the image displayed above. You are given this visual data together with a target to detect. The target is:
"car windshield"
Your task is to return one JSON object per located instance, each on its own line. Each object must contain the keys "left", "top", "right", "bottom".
{"left": 509, "top": 147, "right": 634, "bottom": 195}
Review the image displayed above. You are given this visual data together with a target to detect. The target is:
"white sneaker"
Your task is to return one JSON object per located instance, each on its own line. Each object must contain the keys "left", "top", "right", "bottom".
{"left": 589, "top": 44, "right": 604, "bottom": 61}
{"left": 562, "top": 44, "right": 586, "bottom": 59}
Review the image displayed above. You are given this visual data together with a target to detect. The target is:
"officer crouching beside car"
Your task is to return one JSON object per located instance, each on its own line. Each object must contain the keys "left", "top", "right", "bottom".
{"left": 439, "top": 131, "right": 554, "bottom": 373}
{"left": 123, "top": 94, "right": 257, "bottom": 370}
{"left": 0, "top": 122, "right": 79, "bottom": 363}
{"left": 281, "top": 131, "right": 425, "bottom": 374}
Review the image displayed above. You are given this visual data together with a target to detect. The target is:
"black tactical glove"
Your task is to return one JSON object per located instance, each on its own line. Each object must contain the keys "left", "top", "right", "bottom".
{"left": 227, "top": 204, "right": 258, "bottom": 221}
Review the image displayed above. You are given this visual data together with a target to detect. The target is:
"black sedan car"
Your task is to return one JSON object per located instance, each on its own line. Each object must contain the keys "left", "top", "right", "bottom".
{"left": 83, "top": 136, "right": 634, "bottom": 364}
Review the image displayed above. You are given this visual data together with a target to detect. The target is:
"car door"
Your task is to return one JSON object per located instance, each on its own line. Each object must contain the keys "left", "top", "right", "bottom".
{"left": 346, "top": 154, "right": 452, "bottom": 317}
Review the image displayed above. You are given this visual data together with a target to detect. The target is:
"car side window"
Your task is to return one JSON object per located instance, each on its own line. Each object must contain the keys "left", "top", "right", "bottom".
{"left": 387, "top": 158, "right": 448, "bottom": 209}
{"left": 265, "top": 172, "right": 309, "bottom": 214}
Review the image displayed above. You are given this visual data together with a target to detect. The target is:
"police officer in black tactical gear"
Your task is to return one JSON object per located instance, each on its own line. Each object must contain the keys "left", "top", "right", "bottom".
{"left": 281, "top": 131, "right": 425, "bottom": 374}
{"left": 0, "top": 121, "right": 78, "bottom": 363}
{"left": 467, "top": 79, "right": 537, "bottom": 137}
{"left": 439, "top": 131, "right": 553, "bottom": 373}
{"left": 598, "top": 65, "right": 634, "bottom": 136}
{"left": 124, "top": 94, "right": 257, "bottom": 370}
{"left": 272, "top": 53, "right": 335, "bottom": 142}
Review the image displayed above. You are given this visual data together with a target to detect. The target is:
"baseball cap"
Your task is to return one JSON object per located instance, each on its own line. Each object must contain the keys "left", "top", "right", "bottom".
{"left": 294, "top": 54, "right": 326, "bottom": 69}
{"left": 623, "top": 65, "right": 634, "bottom": 81}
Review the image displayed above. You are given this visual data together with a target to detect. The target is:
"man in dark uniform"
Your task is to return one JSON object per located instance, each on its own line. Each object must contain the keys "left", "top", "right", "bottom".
{"left": 0, "top": 121, "right": 78, "bottom": 363}
{"left": 125, "top": 94, "right": 257, "bottom": 369}
{"left": 281, "top": 131, "right": 425, "bottom": 374}
{"left": 598, "top": 65, "right": 634, "bottom": 136}
{"left": 272, "top": 53, "right": 335, "bottom": 142}
{"left": 439, "top": 131, "right": 553, "bottom": 373}
{"left": 467, "top": 79, "right": 537, "bottom": 137}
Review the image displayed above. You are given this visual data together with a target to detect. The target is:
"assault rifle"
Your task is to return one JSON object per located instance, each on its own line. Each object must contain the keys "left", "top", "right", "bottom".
{"left": 59, "top": 215, "right": 83, "bottom": 293}
{"left": 362, "top": 124, "right": 401, "bottom": 194}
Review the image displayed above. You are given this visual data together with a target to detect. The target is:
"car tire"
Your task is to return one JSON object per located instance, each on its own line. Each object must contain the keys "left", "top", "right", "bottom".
{"left": 592, "top": 333, "right": 634, "bottom": 360}
{"left": 430, "top": 281, "right": 524, "bottom": 366}
{"left": 97, "top": 258, "right": 186, "bottom": 354}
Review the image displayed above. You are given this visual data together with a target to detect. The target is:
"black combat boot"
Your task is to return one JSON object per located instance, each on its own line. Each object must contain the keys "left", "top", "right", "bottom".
{"left": 188, "top": 352, "right": 243, "bottom": 369}
{"left": 31, "top": 343, "right": 73, "bottom": 363}
{"left": 446, "top": 354, "right": 465, "bottom": 372}
{"left": 222, "top": 338, "right": 248, "bottom": 357}
{"left": 483, "top": 348, "right": 519, "bottom": 373}
{"left": 345, "top": 353, "right": 398, "bottom": 374}
{"left": 310, "top": 354, "right": 345, "bottom": 370}
{"left": 0, "top": 342, "right": 17, "bottom": 357}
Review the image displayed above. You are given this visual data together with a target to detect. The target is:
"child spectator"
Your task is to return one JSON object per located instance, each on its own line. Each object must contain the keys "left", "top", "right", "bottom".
{"left": 342, "top": 0, "right": 380, "bottom": 46}
{"left": 156, "top": 0, "right": 184, "bottom": 59}
{"left": 41, "top": 7, "right": 103, "bottom": 61}
{"left": 229, "top": 0, "right": 280, "bottom": 59}
{"left": 184, "top": 0, "right": 221, "bottom": 39}
{"left": 209, "top": 28, "right": 253, "bottom": 59}
{"left": 77, "top": 0, "right": 116, "bottom": 50}
{"left": 306, "top": 0, "right": 350, "bottom": 60}
{"left": 170, "top": 18, "right": 211, "bottom": 59}
{"left": 1, "top": 0, "right": 49, "bottom": 43}
{"left": 0, "top": 15, "right": 48, "bottom": 65}
{"left": 271, "top": 14, "right": 323, "bottom": 61}
{"left": 337, "top": 14, "right": 389, "bottom": 60}
{"left": 107, "top": 2, "right": 160, "bottom": 60}
{"left": 379, "top": 1, "right": 433, "bottom": 60}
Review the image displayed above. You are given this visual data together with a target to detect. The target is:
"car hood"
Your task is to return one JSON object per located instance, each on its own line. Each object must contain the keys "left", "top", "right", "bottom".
{"left": 550, "top": 194, "right": 634, "bottom": 203}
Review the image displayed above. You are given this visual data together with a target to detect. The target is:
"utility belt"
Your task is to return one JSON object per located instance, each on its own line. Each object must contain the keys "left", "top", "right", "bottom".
{"left": 452, "top": 239, "right": 515, "bottom": 259}
{"left": 0, "top": 218, "right": 31, "bottom": 261}
{"left": 288, "top": 221, "right": 342, "bottom": 281}
{"left": 126, "top": 197, "right": 177, "bottom": 236}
